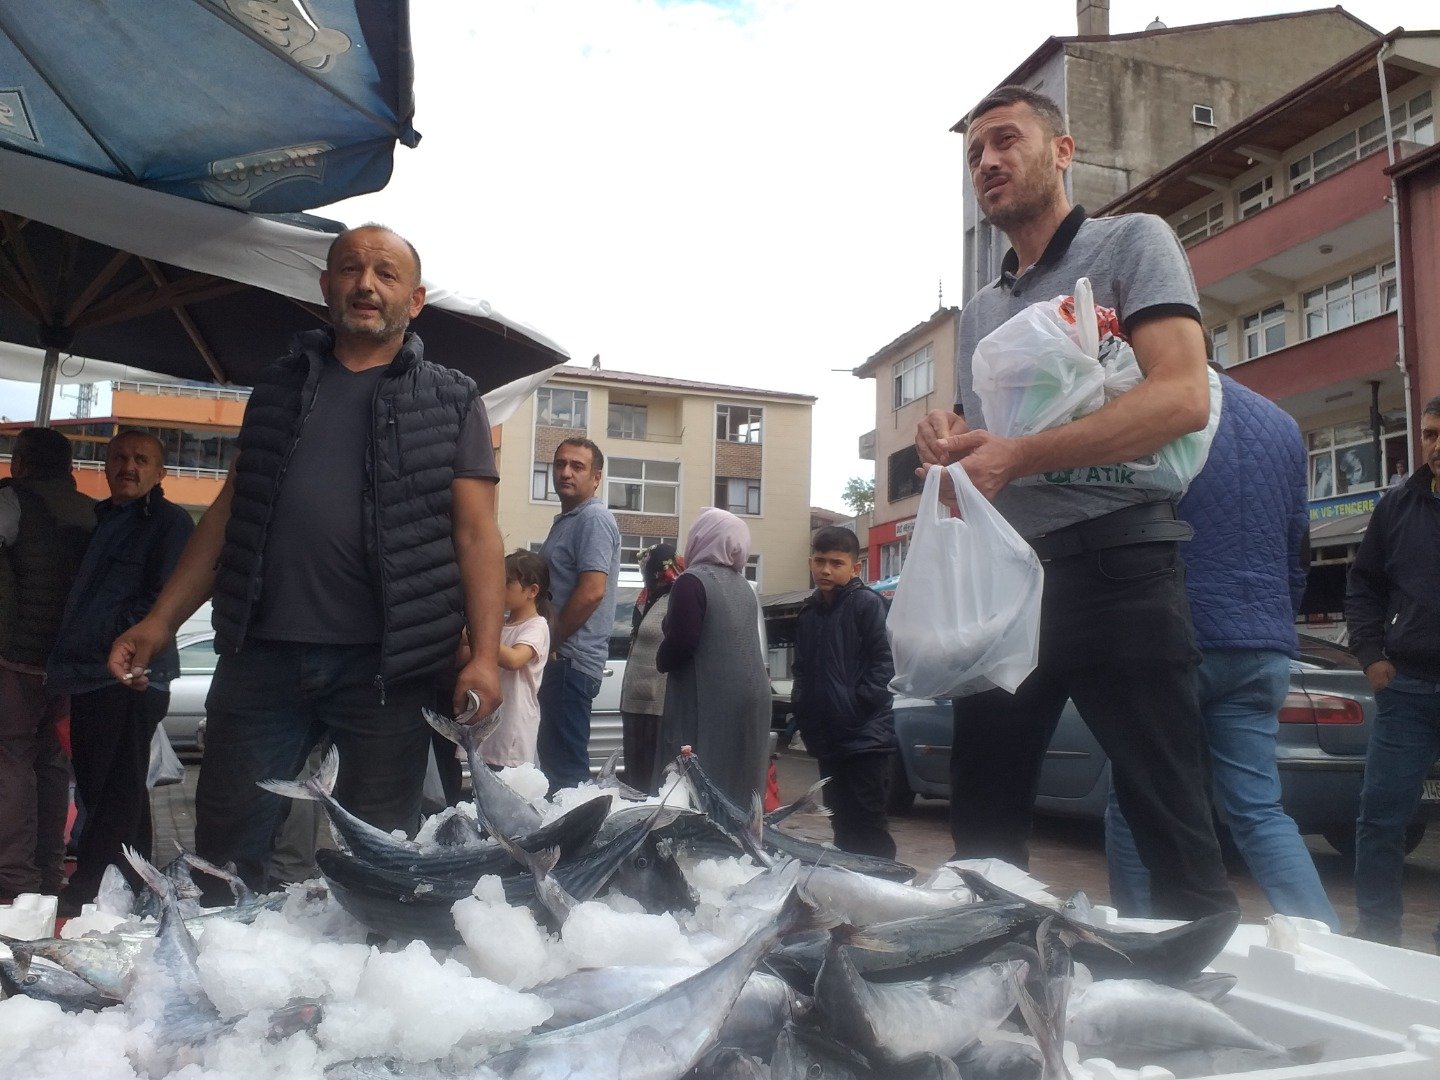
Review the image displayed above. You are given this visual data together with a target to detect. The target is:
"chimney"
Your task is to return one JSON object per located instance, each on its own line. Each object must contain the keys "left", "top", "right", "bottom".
{"left": 1077, "top": 0, "right": 1109, "bottom": 36}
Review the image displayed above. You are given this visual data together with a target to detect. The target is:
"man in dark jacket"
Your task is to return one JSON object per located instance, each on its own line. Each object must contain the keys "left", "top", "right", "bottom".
{"left": 793, "top": 525, "right": 897, "bottom": 859}
{"left": 49, "top": 431, "right": 193, "bottom": 910}
{"left": 108, "top": 226, "right": 505, "bottom": 893}
{"left": 0, "top": 428, "right": 94, "bottom": 902}
{"left": 1347, "top": 394, "right": 1440, "bottom": 947}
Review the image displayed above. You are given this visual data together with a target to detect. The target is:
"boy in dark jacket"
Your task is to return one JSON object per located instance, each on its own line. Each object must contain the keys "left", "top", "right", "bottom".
{"left": 793, "top": 526, "right": 897, "bottom": 859}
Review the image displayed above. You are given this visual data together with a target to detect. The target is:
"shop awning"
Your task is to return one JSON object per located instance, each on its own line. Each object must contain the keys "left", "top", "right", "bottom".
{"left": 1310, "top": 511, "right": 1372, "bottom": 548}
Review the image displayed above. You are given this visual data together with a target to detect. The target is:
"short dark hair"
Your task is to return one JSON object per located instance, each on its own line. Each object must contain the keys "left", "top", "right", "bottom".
{"left": 327, "top": 224, "right": 423, "bottom": 285}
{"left": 970, "top": 85, "right": 1067, "bottom": 137}
{"left": 1423, "top": 394, "right": 1440, "bottom": 419}
{"left": 811, "top": 525, "right": 860, "bottom": 559}
{"left": 555, "top": 437, "right": 604, "bottom": 473}
{"left": 12, "top": 427, "right": 73, "bottom": 478}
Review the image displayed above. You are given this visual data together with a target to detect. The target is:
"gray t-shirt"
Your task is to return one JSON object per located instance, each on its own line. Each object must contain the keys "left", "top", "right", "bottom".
{"left": 956, "top": 209, "right": 1201, "bottom": 539}
{"left": 250, "top": 358, "right": 498, "bottom": 643}
{"left": 541, "top": 497, "right": 621, "bottom": 678}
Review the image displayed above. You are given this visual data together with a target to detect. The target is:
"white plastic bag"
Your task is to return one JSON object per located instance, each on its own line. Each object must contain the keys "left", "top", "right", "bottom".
{"left": 887, "top": 463, "right": 1043, "bottom": 699}
{"left": 147, "top": 723, "right": 185, "bottom": 789}
{"left": 974, "top": 277, "right": 1222, "bottom": 495}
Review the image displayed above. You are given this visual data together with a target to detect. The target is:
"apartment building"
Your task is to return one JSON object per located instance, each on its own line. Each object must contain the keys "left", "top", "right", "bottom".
{"left": 493, "top": 366, "right": 816, "bottom": 594}
{"left": 0, "top": 379, "right": 247, "bottom": 513}
{"left": 852, "top": 306, "right": 959, "bottom": 580}
{"left": 1102, "top": 31, "right": 1440, "bottom": 622}
{"left": 955, "top": 7, "right": 1378, "bottom": 302}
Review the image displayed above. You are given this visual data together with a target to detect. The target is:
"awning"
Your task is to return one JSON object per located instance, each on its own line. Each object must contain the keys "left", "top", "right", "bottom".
{"left": 1310, "top": 511, "right": 1372, "bottom": 548}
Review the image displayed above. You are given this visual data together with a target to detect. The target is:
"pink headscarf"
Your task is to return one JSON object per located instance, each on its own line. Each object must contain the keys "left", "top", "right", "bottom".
{"left": 683, "top": 507, "right": 751, "bottom": 572}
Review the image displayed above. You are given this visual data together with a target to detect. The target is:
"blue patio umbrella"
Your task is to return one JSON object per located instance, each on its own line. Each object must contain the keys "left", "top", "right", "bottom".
{"left": 0, "top": 0, "right": 419, "bottom": 213}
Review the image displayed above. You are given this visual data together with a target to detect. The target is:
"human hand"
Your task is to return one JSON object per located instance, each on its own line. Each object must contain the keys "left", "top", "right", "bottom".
{"left": 928, "top": 429, "right": 1025, "bottom": 502}
{"left": 454, "top": 657, "right": 502, "bottom": 721}
{"left": 915, "top": 410, "right": 969, "bottom": 466}
{"left": 1365, "top": 660, "right": 1396, "bottom": 693}
{"left": 107, "top": 618, "right": 171, "bottom": 691}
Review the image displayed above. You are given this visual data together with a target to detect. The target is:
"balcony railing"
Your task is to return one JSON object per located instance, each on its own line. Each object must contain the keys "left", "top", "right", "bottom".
{"left": 605, "top": 428, "right": 684, "bottom": 444}
{"left": 112, "top": 380, "right": 251, "bottom": 401}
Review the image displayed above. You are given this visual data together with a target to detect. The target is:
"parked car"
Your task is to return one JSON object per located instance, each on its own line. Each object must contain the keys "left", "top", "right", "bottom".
{"left": 162, "top": 630, "right": 219, "bottom": 755}
{"left": 888, "top": 633, "right": 1440, "bottom": 855}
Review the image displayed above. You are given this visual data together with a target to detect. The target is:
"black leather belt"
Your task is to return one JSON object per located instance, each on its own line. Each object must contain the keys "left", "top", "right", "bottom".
{"left": 1027, "top": 500, "right": 1193, "bottom": 562}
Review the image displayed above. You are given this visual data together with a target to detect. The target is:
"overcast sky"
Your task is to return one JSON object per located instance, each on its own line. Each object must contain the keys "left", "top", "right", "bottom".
{"left": 4, "top": 1, "right": 1434, "bottom": 509}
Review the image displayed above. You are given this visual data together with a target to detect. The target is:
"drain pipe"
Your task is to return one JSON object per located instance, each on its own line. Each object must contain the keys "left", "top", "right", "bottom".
{"left": 1377, "top": 41, "right": 1415, "bottom": 474}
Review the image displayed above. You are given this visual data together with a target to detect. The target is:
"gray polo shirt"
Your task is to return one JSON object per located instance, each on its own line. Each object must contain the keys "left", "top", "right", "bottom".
{"left": 541, "top": 496, "right": 621, "bottom": 678}
{"left": 956, "top": 207, "right": 1202, "bottom": 539}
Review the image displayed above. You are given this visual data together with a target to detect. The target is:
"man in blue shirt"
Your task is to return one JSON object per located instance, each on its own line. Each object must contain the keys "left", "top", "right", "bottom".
{"left": 538, "top": 437, "right": 620, "bottom": 791}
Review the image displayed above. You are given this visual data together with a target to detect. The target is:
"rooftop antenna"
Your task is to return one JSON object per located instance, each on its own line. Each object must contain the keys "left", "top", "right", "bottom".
{"left": 938, "top": 277, "right": 944, "bottom": 308}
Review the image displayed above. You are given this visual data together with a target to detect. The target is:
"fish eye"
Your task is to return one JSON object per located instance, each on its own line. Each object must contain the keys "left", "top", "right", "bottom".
{"left": 24, "top": 974, "right": 38, "bottom": 985}
{"left": 635, "top": 856, "right": 650, "bottom": 868}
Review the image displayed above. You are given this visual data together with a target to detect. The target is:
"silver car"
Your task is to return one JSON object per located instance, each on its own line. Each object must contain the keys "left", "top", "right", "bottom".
{"left": 162, "top": 630, "right": 219, "bottom": 754}
{"left": 888, "top": 633, "right": 1440, "bottom": 855}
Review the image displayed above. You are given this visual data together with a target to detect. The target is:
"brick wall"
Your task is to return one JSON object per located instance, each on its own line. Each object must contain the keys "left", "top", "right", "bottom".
{"left": 714, "top": 440, "right": 762, "bottom": 478}
{"left": 534, "top": 425, "right": 589, "bottom": 464}
{"left": 613, "top": 512, "right": 681, "bottom": 538}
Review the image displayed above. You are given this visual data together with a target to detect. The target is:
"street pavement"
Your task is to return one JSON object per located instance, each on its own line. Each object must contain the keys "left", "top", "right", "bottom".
{"left": 152, "top": 747, "right": 1440, "bottom": 952}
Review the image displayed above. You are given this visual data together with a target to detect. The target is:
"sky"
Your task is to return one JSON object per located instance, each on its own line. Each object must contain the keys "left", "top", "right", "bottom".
{"left": 4, "top": 0, "right": 1436, "bottom": 510}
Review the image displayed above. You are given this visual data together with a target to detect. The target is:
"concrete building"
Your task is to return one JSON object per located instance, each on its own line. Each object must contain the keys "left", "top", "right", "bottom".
{"left": 955, "top": 7, "right": 1379, "bottom": 302}
{"left": 1100, "top": 30, "right": 1439, "bottom": 626}
{"left": 852, "top": 306, "right": 959, "bottom": 580}
{"left": 495, "top": 366, "right": 816, "bottom": 594}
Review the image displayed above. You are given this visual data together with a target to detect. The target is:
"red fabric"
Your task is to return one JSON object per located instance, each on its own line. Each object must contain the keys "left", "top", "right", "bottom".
{"left": 763, "top": 758, "right": 781, "bottom": 813}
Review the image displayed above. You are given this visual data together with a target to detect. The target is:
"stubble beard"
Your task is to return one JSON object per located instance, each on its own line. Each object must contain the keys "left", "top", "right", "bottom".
{"left": 981, "top": 149, "right": 1063, "bottom": 234}
{"left": 329, "top": 295, "right": 411, "bottom": 342}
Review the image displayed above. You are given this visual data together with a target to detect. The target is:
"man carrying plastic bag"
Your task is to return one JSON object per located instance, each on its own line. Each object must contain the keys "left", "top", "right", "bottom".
{"left": 908, "top": 85, "right": 1237, "bottom": 921}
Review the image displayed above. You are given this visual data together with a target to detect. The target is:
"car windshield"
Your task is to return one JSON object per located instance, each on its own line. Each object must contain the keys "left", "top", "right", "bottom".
{"left": 610, "top": 588, "right": 642, "bottom": 660}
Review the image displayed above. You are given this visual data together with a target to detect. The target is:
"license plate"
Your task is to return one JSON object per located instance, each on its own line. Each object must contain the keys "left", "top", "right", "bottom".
{"left": 1423, "top": 780, "right": 1440, "bottom": 802}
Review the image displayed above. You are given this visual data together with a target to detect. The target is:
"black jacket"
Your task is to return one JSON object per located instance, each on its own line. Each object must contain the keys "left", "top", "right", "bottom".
{"left": 1346, "top": 465, "right": 1440, "bottom": 680}
{"left": 792, "top": 578, "right": 895, "bottom": 759}
{"left": 212, "top": 328, "right": 480, "bottom": 691}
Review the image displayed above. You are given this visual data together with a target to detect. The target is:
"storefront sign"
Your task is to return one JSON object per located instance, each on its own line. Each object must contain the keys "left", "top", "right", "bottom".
{"left": 895, "top": 518, "right": 915, "bottom": 538}
{"left": 1309, "top": 492, "right": 1379, "bottom": 522}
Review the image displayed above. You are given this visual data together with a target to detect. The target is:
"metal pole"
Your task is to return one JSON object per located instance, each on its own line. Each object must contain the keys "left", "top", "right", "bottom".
{"left": 35, "top": 344, "right": 59, "bottom": 427}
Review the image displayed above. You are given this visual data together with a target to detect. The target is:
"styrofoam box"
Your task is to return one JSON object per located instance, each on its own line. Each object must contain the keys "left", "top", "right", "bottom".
{"left": 0, "top": 893, "right": 56, "bottom": 940}
{"left": 1076, "top": 905, "right": 1440, "bottom": 1078}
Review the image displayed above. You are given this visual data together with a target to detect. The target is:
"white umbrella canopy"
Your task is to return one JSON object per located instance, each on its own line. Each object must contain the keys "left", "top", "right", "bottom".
{"left": 0, "top": 147, "right": 567, "bottom": 423}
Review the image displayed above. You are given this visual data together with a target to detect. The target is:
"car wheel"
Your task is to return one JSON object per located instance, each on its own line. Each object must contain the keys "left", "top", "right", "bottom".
{"left": 886, "top": 752, "right": 916, "bottom": 815}
{"left": 1321, "top": 822, "right": 1426, "bottom": 859}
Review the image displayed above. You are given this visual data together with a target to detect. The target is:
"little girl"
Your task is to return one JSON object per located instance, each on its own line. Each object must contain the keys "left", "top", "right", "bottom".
{"left": 483, "top": 549, "right": 553, "bottom": 769}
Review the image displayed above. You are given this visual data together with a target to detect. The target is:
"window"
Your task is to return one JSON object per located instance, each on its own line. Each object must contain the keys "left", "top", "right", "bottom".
{"left": 1236, "top": 177, "right": 1273, "bottom": 220}
{"left": 879, "top": 539, "right": 909, "bottom": 579}
{"left": 744, "top": 554, "right": 760, "bottom": 586}
{"left": 716, "top": 404, "right": 763, "bottom": 444}
{"left": 607, "top": 403, "right": 647, "bottom": 440}
{"left": 1241, "top": 303, "right": 1286, "bottom": 360}
{"left": 607, "top": 458, "right": 679, "bottom": 514}
{"left": 1301, "top": 262, "right": 1396, "bottom": 339}
{"left": 1175, "top": 202, "right": 1223, "bottom": 246}
{"left": 178, "top": 637, "right": 219, "bottom": 675}
{"left": 715, "top": 476, "right": 761, "bottom": 515}
{"left": 536, "top": 387, "right": 588, "bottom": 428}
{"left": 1395, "top": 89, "right": 1434, "bottom": 145}
{"left": 1192, "top": 104, "right": 1215, "bottom": 127}
{"left": 1210, "top": 324, "right": 1231, "bottom": 368}
{"left": 531, "top": 463, "right": 558, "bottom": 502}
{"left": 893, "top": 344, "right": 934, "bottom": 409}
{"left": 620, "top": 533, "right": 677, "bottom": 574}
{"left": 887, "top": 445, "right": 924, "bottom": 502}
{"left": 1287, "top": 93, "right": 1433, "bottom": 193}
{"left": 1306, "top": 414, "right": 1408, "bottom": 499}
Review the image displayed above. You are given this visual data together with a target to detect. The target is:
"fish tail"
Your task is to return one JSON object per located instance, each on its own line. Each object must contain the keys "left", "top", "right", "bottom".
{"left": 1010, "top": 964, "right": 1071, "bottom": 1080}
{"left": 782, "top": 883, "right": 840, "bottom": 939}
{"left": 122, "top": 845, "right": 175, "bottom": 906}
{"left": 179, "top": 851, "right": 254, "bottom": 904}
{"left": 1287, "top": 1039, "right": 1328, "bottom": 1066}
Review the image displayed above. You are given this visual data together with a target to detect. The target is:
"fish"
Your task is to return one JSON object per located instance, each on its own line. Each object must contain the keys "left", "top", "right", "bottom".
{"left": 763, "top": 778, "right": 828, "bottom": 828}
{"left": 953, "top": 1036, "right": 1045, "bottom": 1080}
{"left": 609, "top": 834, "right": 698, "bottom": 915}
{"left": 424, "top": 707, "right": 545, "bottom": 838}
{"left": 317, "top": 799, "right": 666, "bottom": 945}
{"left": 1010, "top": 918, "right": 1073, "bottom": 1080}
{"left": 797, "top": 864, "right": 976, "bottom": 926}
{"left": 893, "top": 1054, "right": 963, "bottom": 1080}
{"left": 431, "top": 809, "right": 485, "bottom": 849}
{"left": 95, "top": 862, "right": 138, "bottom": 916}
{"left": 813, "top": 924, "right": 1026, "bottom": 1067}
{"left": 1065, "top": 978, "right": 1291, "bottom": 1063}
{"left": 953, "top": 868, "right": 1238, "bottom": 985}
{"left": 1135, "top": 1041, "right": 1327, "bottom": 1078}
{"left": 477, "top": 886, "right": 830, "bottom": 1080}
{"left": 692, "top": 1047, "right": 770, "bottom": 1079}
{"left": 677, "top": 750, "right": 916, "bottom": 882}
{"left": 596, "top": 748, "right": 651, "bottom": 802}
{"left": 770, "top": 1023, "right": 874, "bottom": 1080}
{"left": 0, "top": 952, "right": 121, "bottom": 1013}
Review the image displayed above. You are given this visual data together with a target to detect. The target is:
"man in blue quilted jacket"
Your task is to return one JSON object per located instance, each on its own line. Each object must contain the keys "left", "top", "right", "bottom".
{"left": 1104, "top": 370, "right": 1338, "bottom": 930}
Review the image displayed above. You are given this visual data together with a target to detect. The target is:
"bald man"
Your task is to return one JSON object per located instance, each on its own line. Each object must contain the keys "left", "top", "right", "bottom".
{"left": 49, "top": 430, "right": 194, "bottom": 911}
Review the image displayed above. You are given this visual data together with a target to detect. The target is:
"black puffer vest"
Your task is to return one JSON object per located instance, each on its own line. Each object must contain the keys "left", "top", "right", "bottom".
{"left": 212, "top": 328, "right": 480, "bottom": 691}
{"left": 0, "top": 475, "right": 96, "bottom": 666}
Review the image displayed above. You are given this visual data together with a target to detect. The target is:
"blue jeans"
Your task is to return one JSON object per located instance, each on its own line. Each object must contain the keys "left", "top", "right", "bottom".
{"left": 537, "top": 656, "right": 601, "bottom": 791}
{"left": 1106, "top": 648, "right": 1339, "bottom": 930}
{"left": 194, "top": 639, "right": 433, "bottom": 891}
{"left": 1354, "top": 671, "right": 1440, "bottom": 943}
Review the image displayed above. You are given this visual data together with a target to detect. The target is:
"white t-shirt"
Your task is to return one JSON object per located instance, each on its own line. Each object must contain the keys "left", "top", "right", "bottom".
{"left": 482, "top": 614, "right": 550, "bottom": 768}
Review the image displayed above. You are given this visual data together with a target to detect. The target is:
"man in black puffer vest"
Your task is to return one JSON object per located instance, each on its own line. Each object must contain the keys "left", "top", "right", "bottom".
{"left": 0, "top": 428, "right": 95, "bottom": 902}
{"left": 107, "top": 226, "right": 506, "bottom": 892}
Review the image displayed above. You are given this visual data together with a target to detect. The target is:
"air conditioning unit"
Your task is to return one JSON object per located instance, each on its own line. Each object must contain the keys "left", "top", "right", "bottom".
{"left": 1192, "top": 104, "right": 1216, "bottom": 127}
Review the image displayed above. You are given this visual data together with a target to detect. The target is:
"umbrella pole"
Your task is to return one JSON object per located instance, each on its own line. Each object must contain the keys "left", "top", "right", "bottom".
{"left": 36, "top": 345, "right": 59, "bottom": 427}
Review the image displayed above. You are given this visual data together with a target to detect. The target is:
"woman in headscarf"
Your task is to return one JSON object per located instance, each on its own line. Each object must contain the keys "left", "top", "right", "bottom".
{"left": 619, "top": 543, "right": 683, "bottom": 794}
{"left": 654, "top": 508, "right": 771, "bottom": 806}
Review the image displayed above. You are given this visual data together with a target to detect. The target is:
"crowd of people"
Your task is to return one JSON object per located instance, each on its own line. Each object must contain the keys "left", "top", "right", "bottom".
{"left": 3, "top": 86, "right": 1437, "bottom": 948}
